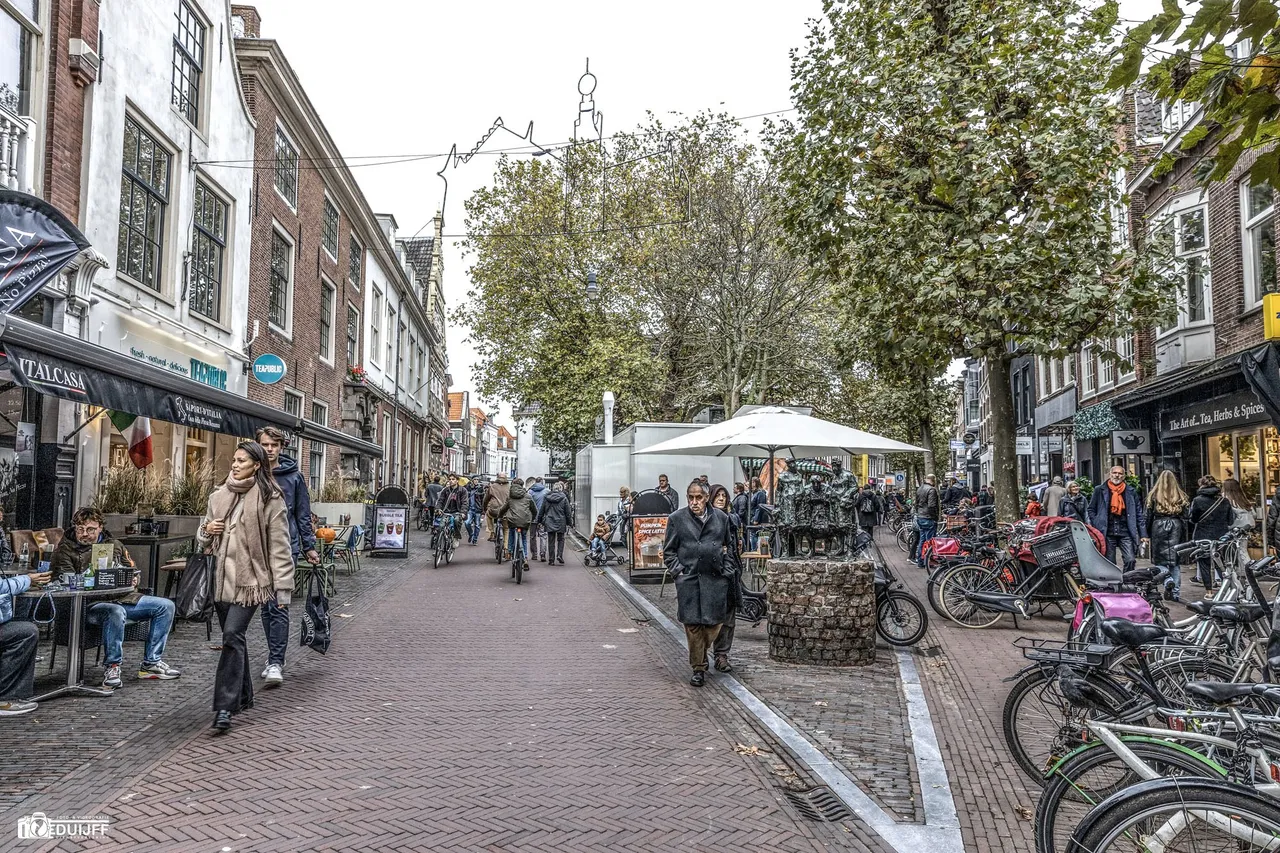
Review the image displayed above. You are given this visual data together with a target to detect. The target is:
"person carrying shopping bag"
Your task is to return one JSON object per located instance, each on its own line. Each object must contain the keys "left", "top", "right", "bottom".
{"left": 197, "top": 441, "right": 295, "bottom": 733}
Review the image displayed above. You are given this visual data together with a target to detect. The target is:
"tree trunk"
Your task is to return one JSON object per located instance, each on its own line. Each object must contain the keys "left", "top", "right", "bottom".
{"left": 986, "top": 354, "right": 1019, "bottom": 525}
{"left": 919, "top": 416, "right": 935, "bottom": 479}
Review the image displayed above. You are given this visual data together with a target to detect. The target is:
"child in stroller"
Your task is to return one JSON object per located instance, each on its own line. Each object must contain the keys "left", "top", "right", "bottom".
{"left": 589, "top": 514, "right": 611, "bottom": 560}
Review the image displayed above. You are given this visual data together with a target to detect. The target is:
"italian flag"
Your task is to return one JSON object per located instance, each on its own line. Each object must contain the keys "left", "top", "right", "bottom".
{"left": 107, "top": 411, "right": 153, "bottom": 468}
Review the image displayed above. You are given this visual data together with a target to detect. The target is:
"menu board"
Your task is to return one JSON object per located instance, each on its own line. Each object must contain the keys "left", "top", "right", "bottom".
{"left": 373, "top": 506, "right": 408, "bottom": 551}
{"left": 631, "top": 515, "right": 669, "bottom": 570}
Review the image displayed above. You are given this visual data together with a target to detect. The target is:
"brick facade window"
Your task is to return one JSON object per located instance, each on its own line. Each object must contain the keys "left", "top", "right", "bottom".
{"left": 117, "top": 116, "right": 171, "bottom": 290}
{"left": 1, "top": 2, "right": 38, "bottom": 115}
{"left": 282, "top": 390, "right": 303, "bottom": 459}
{"left": 309, "top": 401, "right": 328, "bottom": 492}
{"left": 348, "top": 235, "right": 362, "bottom": 287}
{"left": 322, "top": 199, "right": 339, "bottom": 259}
{"left": 190, "top": 180, "right": 227, "bottom": 321}
{"left": 319, "top": 279, "right": 335, "bottom": 362}
{"left": 346, "top": 305, "right": 360, "bottom": 363}
{"left": 274, "top": 125, "right": 298, "bottom": 208}
{"left": 172, "top": 1, "right": 205, "bottom": 125}
{"left": 1244, "top": 181, "right": 1277, "bottom": 308}
{"left": 269, "top": 228, "right": 293, "bottom": 331}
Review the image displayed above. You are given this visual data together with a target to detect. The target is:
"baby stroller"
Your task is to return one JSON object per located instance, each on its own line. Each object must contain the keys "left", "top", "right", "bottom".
{"left": 584, "top": 512, "right": 626, "bottom": 567}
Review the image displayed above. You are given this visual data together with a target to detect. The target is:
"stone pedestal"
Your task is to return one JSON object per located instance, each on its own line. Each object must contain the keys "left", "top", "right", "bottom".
{"left": 767, "top": 559, "right": 876, "bottom": 666}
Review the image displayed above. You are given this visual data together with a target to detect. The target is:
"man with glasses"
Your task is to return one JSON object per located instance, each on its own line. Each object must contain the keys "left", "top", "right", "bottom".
{"left": 1088, "top": 466, "right": 1143, "bottom": 573}
{"left": 54, "top": 507, "right": 179, "bottom": 689}
{"left": 662, "top": 481, "right": 737, "bottom": 687}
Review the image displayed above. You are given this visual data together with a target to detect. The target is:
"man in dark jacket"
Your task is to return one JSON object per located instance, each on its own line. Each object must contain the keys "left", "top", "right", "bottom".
{"left": 255, "top": 427, "right": 318, "bottom": 687}
{"left": 913, "top": 476, "right": 940, "bottom": 567}
{"left": 497, "top": 479, "right": 537, "bottom": 564}
{"left": 436, "top": 474, "right": 468, "bottom": 542}
{"left": 656, "top": 474, "right": 679, "bottom": 511}
{"left": 527, "top": 478, "right": 548, "bottom": 562}
{"left": 1088, "top": 465, "right": 1143, "bottom": 574}
{"left": 855, "top": 483, "right": 883, "bottom": 538}
{"left": 731, "top": 484, "right": 751, "bottom": 551}
{"left": 663, "top": 480, "right": 737, "bottom": 687}
{"left": 534, "top": 482, "right": 572, "bottom": 564}
{"left": 61, "top": 507, "right": 180, "bottom": 690}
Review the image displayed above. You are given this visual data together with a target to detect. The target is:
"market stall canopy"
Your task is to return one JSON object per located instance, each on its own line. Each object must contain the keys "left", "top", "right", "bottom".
{"left": 0, "top": 314, "right": 382, "bottom": 458}
{"left": 632, "top": 407, "right": 926, "bottom": 457}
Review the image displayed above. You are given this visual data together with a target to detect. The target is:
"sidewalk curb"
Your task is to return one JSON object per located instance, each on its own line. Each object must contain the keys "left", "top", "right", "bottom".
{"left": 599, "top": 562, "right": 963, "bottom": 853}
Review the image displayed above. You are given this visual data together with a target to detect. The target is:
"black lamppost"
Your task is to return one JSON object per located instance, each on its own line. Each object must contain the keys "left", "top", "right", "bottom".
{"left": 586, "top": 269, "right": 598, "bottom": 297}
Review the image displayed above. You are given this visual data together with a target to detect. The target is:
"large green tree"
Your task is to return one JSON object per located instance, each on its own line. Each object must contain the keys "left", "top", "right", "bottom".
{"left": 772, "top": 0, "right": 1178, "bottom": 521}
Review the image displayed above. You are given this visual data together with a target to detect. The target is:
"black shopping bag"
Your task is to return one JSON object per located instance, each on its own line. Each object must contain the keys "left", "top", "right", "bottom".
{"left": 175, "top": 553, "right": 216, "bottom": 623}
{"left": 299, "top": 571, "right": 331, "bottom": 654}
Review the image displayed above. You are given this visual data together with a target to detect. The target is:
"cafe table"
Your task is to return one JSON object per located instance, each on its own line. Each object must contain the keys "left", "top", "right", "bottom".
{"left": 20, "top": 585, "right": 136, "bottom": 701}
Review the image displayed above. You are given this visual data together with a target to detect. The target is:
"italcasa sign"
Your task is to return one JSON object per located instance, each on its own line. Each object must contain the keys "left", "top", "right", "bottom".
{"left": 1163, "top": 390, "right": 1269, "bottom": 438}
{"left": 17, "top": 356, "right": 87, "bottom": 395}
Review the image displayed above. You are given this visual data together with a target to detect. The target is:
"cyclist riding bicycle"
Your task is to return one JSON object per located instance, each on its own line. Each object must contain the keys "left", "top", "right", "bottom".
{"left": 436, "top": 474, "right": 468, "bottom": 542}
{"left": 497, "top": 479, "right": 537, "bottom": 566}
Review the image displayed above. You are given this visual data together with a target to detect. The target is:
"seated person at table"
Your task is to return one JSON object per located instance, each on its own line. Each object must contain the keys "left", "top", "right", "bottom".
{"left": 0, "top": 567, "right": 48, "bottom": 715}
{"left": 52, "top": 508, "right": 180, "bottom": 689}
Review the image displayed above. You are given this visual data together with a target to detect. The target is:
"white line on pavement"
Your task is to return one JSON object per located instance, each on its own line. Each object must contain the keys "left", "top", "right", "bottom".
{"left": 600, "top": 564, "right": 964, "bottom": 853}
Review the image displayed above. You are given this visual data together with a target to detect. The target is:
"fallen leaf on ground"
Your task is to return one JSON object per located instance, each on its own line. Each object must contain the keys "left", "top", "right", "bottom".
{"left": 733, "top": 743, "right": 770, "bottom": 756}
{"left": 337, "top": 613, "right": 354, "bottom": 618}
{"left": 514, "top": 598, "right": 523, "bottom": 601}
{"left": 617, "top": 628, "right": 639, "bottom": 633}
{"left": 602, "top": 644, "right": 617, "bottom": 649}
{"left": 1015, "top": 805, "right": 1033, "bottom": 821}
{"left": 813, "top": 700, "right": 829, "bottom": 707}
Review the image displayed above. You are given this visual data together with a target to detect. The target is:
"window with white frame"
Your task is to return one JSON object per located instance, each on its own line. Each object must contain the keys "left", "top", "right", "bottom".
{"left": 282, "top": 391, "right": 303, "bottom": 458}
{"left": 1111, "top": 168, "right": 1129, "bottom": 249}
{"left": 308, "top": 401, "right": 328, "bottom": 492}
{"left": 189, "top": 180, "right": 226, "bottom": 321}
{"left": 274, "top": 124, "right": 298, "bottom": 208}
{"left": 386, "top": 308, "right": 394, "bottom": 369}
{"left": 118, "top": 116, "right": 172, "bottom": 290}
{"left": 1157, "top": 199, "right": 1211, "bottom": 332}
{"left": 1117, "top": 330, "right": 1136, "bottom": 380}
{"left": 1, "top": 2, "right": 38, "bottom": 116}
{"left": 321, "top": 199, "right": 339, "bottom": 259}
{"left": 407, "top": 334, "right": 416, "bottom": 392}
{"left": 346, "top": 304, "right": 359, "bottom": 364}
{"left": 348, "top": 235, "right": 362, "bottom": 287}
{"left": 370, "top": 288, "right": 382, "bottom": 362}
{"left": 1244, "top": 180, "right": 1276, "bottom": 308}
{"left": 319, "top": 279, "right": 335, "bottom": 362}
{"left": 171, "top": 1, "right": 205, "bottom": 125}
{"left": 269, "top": 227, "right": 293, "bottom": 332}
{"left": 1082, "top": 347, "right": 1097, "bottom": 396}
{"left": 1100, "top": 350, "right": 1116, "bottom": 387}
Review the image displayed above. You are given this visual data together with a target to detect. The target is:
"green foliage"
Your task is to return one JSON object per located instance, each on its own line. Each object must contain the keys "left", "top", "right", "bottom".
{"left": 94, "top": 467, "right": 177, "bottom": 515}
{"left": 455, "top": 114, "right": 835, "bottom": 450}
{"left": 1114, "top": 0, "right": 1280, "bottom": 187}
{"left": 1075, "top": 476, "right": 1095, "bottom": 497}
{"left": 771, "top": 0, "right": 1179, "bottom": 520}
{"left": 169, "top": 461, "right": 213, "bottom": 516}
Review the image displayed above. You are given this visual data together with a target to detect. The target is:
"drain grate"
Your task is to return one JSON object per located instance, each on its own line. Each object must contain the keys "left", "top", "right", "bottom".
{"left": 914, "top": 644, "right": 943, "bottom": 658}
{"left": 784, "top": 787, "right": 855, "bottom": 822}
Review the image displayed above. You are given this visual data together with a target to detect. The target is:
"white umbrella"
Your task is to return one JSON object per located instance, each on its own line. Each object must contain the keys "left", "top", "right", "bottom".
{"left": 633, "top": 407, "right": 925, "bottom": 503}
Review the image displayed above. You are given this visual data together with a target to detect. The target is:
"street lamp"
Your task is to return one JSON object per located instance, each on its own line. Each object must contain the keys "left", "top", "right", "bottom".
{"left": 585, "top": 269, "right": 598, "bottom": 297}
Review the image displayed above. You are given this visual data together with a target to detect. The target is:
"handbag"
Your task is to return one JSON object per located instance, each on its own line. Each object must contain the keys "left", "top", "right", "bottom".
{"left": 175, "top": 553, "right": 216, "bottom": 623}
{"left": 1233, "top": 506, "right": 1256, "bottom": 530}
{"left": 299, "top": 571, "right": 331, "bottom": 654}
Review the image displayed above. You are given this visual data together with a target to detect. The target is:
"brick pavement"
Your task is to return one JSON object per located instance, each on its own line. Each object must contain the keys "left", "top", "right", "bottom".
{"left": 6, "top": 533, "right": 882, "bottom": 852}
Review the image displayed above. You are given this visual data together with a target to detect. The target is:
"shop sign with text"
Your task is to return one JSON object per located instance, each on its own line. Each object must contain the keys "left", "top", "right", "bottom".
{"left": 1162, "top": 390, "right": 1269, "bottom": 438}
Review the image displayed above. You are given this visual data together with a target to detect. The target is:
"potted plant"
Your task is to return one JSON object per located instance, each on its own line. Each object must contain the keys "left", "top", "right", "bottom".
{"left": 347, "top": 365, "right": 367, "bottom": 384}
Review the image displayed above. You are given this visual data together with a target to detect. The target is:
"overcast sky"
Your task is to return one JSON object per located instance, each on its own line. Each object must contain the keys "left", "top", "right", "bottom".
{"left": 244, "top": 0, "right": 1161, "bottom": 427}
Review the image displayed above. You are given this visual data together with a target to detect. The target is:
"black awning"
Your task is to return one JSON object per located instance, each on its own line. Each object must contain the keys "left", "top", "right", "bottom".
{"left": 0, "top": 315, "right": 382, "bottom": 458}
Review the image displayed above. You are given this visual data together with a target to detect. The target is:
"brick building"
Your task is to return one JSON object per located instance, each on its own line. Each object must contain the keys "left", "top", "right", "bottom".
{"left": 1070, "top": 86, "right": 1277, "bottom": 525}
{"left": 233, "top": 7, "right": 391, "bottom": 495}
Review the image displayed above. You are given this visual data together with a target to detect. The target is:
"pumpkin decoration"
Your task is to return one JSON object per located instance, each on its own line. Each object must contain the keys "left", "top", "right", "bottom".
{"left": 316, "top": 527, "right": 337, "bottom": 543}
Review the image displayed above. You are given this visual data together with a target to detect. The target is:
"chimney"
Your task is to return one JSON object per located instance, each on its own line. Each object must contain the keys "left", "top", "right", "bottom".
{"left": 230, "top": 5, "right": 261, "bottom": 38}
{"left": 602, "top": 391, "right": 615, "bottom": 445}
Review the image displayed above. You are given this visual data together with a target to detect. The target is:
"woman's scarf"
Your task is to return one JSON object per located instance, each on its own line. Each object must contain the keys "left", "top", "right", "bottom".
{"left": 209, "top": 474, "right": 274, "bottom": 605}
{"left": 1107, "top": 479, "right": 1127, "bottom": 517}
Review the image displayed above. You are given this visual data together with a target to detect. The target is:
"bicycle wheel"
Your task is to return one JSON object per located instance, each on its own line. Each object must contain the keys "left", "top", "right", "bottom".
{"left": 495, "top": 533, "right": 504, "bottom": 564}
{"left": 433, "top": 544, "right": 443, "bottom": 569}
{"left": 1002, "top": 666, "right": 1135, "bottom": 786}
{"left": 514, "top": 553, "right": 523, "bottom": 585}
{"left": 896, "top": 525, "right": 913, "bottom": 553}
{"left": 1146, "top": 654, "right": 1242, "bottom": 709}
{"left": 877, "top": 590, "right": 928, "bottom": 646}
{"left": 937, "top": 563, "right": 1008, "bottom": 628}
{"left": 926, "top": 566, "right": 950, "bottom": 619}
{"left": 1067, "top": 776, "right": 1280, "bottom": 853}
{"left": 1035, "top": 739, "right": 1225, "bottom": 853}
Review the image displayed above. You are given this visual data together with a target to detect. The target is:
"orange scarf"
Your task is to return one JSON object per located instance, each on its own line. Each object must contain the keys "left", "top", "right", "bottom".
{"left": 1107, "top": 479, "right": 1126, "bottom": 516}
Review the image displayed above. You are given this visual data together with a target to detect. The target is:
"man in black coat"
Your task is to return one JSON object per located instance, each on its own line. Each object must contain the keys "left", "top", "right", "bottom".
{"left": 662, "top": 480, "right": 737, "bottom": 687}
{"left": 656, "top": 474, "right": 679, "bottom": 511}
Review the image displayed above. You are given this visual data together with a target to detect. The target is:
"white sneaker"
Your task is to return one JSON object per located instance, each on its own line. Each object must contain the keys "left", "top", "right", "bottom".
{"left": 263, "top": 664, "right": 284, "bottom": 687}
{"left": 0, "top": 700, "right": 37, "bottom": 716}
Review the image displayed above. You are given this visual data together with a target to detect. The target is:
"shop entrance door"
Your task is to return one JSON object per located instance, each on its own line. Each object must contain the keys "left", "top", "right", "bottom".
{"left": 1208, "top": 430, "right": 1265, "bottom": 557}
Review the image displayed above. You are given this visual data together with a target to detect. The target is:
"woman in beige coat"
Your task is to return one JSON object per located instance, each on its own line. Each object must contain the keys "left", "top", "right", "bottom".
{"left": 197, "top": 440, "right": 294, "bottom": 732}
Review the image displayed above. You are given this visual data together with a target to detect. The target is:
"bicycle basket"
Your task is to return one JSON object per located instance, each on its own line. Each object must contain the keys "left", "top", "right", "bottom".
{"left": 1013, "top": 637, "right": 1115, "bottom": 667}
{"left": 1030, "top": 527, "right": 1077, "bottom": 574}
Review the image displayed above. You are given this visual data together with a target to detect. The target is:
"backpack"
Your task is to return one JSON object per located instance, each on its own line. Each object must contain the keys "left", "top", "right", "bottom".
{"left": 858, "top": 493, "right": 877, "bottom": 515}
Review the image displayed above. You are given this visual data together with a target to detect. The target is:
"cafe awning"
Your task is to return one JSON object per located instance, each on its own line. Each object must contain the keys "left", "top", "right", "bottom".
{"left": 0, "top": 314, "right": 382, "bottom": 458}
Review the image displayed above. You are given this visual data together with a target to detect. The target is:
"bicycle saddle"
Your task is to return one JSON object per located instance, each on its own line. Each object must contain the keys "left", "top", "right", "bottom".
{"left": 1121, "top": 567, "right": 1171, "bottom": 586}
{"left": 1184, "top": 681, "right": 1280, "bottom": 707}
{"left": 1209, "top": 602, "right": 1269, "bottom": 624}
{"left": 1185, "top": 600, "right": 1216, "bottom": 617}
{"left": 1100, "top": 618, "right": 1168, "bottom": 648}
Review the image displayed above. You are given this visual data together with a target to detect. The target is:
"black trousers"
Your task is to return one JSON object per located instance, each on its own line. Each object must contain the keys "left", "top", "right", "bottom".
{"left": 546, "top": 531, "right": 565, "bottom": 562}
{"left": 0, "top": 620, "right": 38, "bottom": 701}
{"left": 214, "top": 602, "right": 259, "bottom": 713}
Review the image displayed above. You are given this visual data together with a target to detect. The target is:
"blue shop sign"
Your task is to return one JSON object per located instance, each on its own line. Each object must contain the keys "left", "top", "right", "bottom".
{"left": 252, "top": 353, "right": 287, "bottom": 385}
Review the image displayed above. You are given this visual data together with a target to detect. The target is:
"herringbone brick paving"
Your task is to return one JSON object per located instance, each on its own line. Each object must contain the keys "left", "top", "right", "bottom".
{"left": 14, "top": 535, "right": 867, "bottom": 852}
